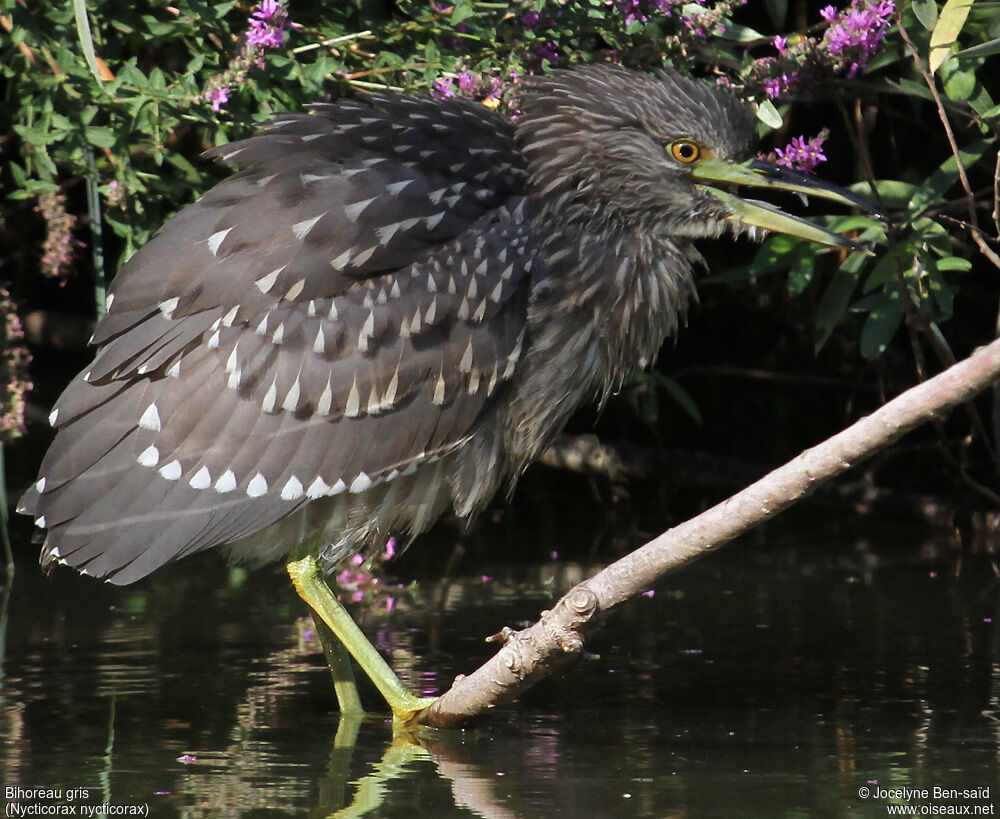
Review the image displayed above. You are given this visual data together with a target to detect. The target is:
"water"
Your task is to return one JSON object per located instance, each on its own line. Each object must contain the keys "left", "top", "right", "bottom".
{"left": 1, "top": 508, "right": 997, "bottom": 817}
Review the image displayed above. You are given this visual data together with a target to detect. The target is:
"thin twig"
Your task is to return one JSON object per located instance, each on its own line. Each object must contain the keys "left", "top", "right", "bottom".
{"left": 291, "top": 30, "right": 373, "bottom": 55}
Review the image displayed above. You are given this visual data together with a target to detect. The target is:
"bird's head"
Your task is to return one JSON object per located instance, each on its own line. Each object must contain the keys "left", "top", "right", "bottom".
{"left": 516, "top": 65, "right": 876, "bottom": 251}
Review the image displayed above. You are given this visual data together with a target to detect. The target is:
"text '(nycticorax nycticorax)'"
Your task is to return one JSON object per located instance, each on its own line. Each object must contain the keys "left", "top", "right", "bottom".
{"left": 20, "top": 65, "right": 875, "bottom": 723}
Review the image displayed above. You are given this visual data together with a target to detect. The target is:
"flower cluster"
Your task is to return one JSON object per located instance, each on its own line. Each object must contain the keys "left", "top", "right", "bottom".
{"left": 246, "top": 0, "right": 287, "bottom": 49}
{"left": 203, "top": 0, "right": 290, "bottom": 113}
{"left": 677, "top": 0, "right": 746, "bottom": 40}
{"left": 609, "top": 0, "right": 674, "bottom": 27}
{"left": 0, "top": 287, "right": 32, "bottom": 444}
{"left": 34, "top": 189, "right": 82, "bottom": 280}
{"left": 820, "top": 0, "right": 895, "bottom": 77}
{"left": 772, "top": 131, "right": 828, "bottom": 174}
{"left": 743, "top": 0, "right": 895, "bottom": 101}
{"left": 430, "top": 69, "right": 518, "bottom": 109}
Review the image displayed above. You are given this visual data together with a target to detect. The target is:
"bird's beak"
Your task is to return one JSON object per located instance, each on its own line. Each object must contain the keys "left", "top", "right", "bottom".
{"left": 691, "top": 157, "right": 881, "bottom": 254}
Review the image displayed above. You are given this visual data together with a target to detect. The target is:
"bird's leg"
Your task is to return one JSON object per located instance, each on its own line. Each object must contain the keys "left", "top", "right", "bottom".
{"left": 286, "top": 554, "right": 437, "bottom": 725}
{"left": 309, "top": 613, "right": 366, "bottom": 717}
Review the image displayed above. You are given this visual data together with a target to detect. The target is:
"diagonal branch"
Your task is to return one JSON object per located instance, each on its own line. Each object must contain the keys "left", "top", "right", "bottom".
{"left": 419, "top": 336, "right": 1000, "bottom": 727}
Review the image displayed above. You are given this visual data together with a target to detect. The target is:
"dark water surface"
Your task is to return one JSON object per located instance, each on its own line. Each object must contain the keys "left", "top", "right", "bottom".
{"left": 1, "top": 508, "right": 997, "bottom": 817}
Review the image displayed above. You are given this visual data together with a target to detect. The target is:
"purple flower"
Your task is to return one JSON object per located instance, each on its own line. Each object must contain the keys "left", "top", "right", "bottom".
{"left": 522, "top": 10, "right": 541, "bottom": 27}
{"left": 246, "top": 0, "right": 288, "bottom": 50}
{"left": 457, "top": 70, "right": 476, "bottom": 92}
{"left": 430, "top": 77, "right": 456, "bottom": 99}
{"left": 611, "top": 0, "right": 674, "bottom": 26}
{"left": 773, "top": 35, "right": 788, "bottom": 54}
{"left": 534, "top": 40, "right": 558, "bottom": 66}
{"left": 773, "top": 133, "right": 828, "bottom": 174}
{"left": 0, "top": 286, "right": 31, "bottom": 443}
{"left": 820, "top": 0, "right": 894, "bottom": 76}
{"left": 205, "top": 85, "right": 229, "bottom": 111}
{"left": 762, "top": 76, "right": 783, "bottom": 99}
{"left": 35, "top": 190, "right": 83, "bottom": 279}
{"left": 254, "top": 0, "right": 281, "bottom": 18}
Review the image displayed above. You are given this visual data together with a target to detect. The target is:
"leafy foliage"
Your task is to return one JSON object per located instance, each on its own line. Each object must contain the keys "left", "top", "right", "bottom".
{"left": 1, "top": 0, "right": 998, "bottom": 497}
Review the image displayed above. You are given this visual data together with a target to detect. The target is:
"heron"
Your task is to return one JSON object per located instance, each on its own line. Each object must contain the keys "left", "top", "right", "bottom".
{"left": 19, "top": 65, "right": 876, "bottom": 724}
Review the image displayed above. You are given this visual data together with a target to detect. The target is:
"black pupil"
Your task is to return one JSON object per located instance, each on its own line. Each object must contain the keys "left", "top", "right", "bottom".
{"left": 679, "top": 143, "right": 694, "bottom": 158}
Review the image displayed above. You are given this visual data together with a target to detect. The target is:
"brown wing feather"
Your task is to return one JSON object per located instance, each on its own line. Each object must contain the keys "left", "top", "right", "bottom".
{"left": 19, "top": 90, "right": 535, "bottom": 584}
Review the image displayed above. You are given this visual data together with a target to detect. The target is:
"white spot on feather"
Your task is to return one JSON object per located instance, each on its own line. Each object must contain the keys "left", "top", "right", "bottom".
{"left": 215, "top": 470, "right": 237, "bottom": 493}
{"left": 424, "top": 212, "right": 445, "bottom": 230}
{"left": 386, "top": 179, "right": 413, "bottom": 195}
{"left": 159, "top": 297, "right": 179, "bottom": 318}
{"left": 281, "top": 476, "right": 304, "bottom": 500}
{"left": 207, "top": 228, "right": 232, "bottom": 256}
{"left": 262, "top": 380, "right": 278, "bottom": 413}
{"left": 282, "top": 377, "right": 300, "bottom": 412}
{"left": 459, "top": 340, "right": 474, "bottom": 373}
{"left": 317, "top": 379, "right": 333, "bottom": 415}
{"left": 344, "top": 197, "right": 377, "bottom": 222}
{"left": 189, "top": 466, "right": 212, "bottom": 490}
{"left": 137, "top": 445, "right": 159, "bottom": 467}
{"left": 285, "top": 279, "right": 305, "bottom": 301}
{"left": 247, "top": 473, "right": 268, "bottom": 497}
{"left": 306, "top": 476, "right": 330, "bottom": 498}
{"left": 139, "top": 404, "right": 161, "bottom": 432}
{"left": 255, "top": 266, "right": 286, "bottom": 294}
{"left": 292, "top": 214, "right": 324, "bottom": 240}
{"left": 349, "top": 472, "right": 372, "bottom": 494}
{"left": 345, "top": 378, "right": 361, "bottom": 417}
{"left": 159, "top": 460, "right": 182, "bottom": 481}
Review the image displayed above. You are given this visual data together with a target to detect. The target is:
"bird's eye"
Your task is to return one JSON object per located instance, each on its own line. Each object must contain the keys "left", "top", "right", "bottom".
{"left": 669, "top": 140, "right": 701, "bottom": 164}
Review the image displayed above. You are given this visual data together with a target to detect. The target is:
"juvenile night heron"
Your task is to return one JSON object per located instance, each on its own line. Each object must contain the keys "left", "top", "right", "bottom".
{"left": 20, "top": 65, "right": 873, "bottom": 722}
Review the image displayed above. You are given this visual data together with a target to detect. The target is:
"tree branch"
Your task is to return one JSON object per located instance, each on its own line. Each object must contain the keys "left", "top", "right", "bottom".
{"left": 419, "top": 337, "right": 1000, "bottom": 727}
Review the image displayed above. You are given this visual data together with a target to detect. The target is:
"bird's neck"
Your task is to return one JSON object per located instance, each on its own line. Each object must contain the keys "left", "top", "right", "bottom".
{"left": 505, "top": 219, "right": 698, "bottom": 465}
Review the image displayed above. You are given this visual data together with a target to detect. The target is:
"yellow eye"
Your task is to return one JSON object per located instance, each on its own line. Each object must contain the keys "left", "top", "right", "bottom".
{"left": 669, "top": 140, "right": 701, "bottom": 164}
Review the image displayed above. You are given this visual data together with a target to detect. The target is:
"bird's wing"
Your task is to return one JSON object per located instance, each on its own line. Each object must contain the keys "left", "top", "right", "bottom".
{"left": 19, "top": 95, "right": 535, "bottom": 584}
{"left": 92, "top": 92, "right": 525, "bottom": 345}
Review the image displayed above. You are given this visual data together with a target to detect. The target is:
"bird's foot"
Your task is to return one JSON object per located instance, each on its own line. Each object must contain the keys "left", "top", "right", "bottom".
{"left": 390, "top": 694, "right": 439, "bottom": 729}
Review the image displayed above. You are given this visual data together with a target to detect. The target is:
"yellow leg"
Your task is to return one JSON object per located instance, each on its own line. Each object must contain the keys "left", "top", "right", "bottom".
{"left": 287, "top": 554, "right": 437, "bottom": 725}
{"left": 310, "top": 613, "right": 366, "bottom": 717}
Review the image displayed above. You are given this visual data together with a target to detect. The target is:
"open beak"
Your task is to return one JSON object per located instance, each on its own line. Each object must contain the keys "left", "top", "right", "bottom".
{"left": 692, "top": 157, "right": 882, "bottom": 254}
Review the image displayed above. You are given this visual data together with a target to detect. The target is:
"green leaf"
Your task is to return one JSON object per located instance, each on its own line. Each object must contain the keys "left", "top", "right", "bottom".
{"left": 934, "top": 255, "right": 972, "bottom": 271}
{"left": 756, "top": 99, "right": 782, "bottom": 129}
{"left": 850, "top": 179, "right": 919, "bottom": 209}
{"left": 815, "top": 257, "right": 864, "bottom": 351}
{"left": 953, "top": 36, "right": 1000, "bottom": 59}
{"left": 942, "top": 66, "right": 976, "bottom": 100}
{"left": 86, "top": 127, "right": 116, "bottom": 148}
{"left": 717, "top": 22, "right": 763, "bottom": 42}
{"left": 450, "top": 0, "right": 476, "bottom": 24}
{"left": 929, "top": 0, "right": 975, "bottom": 73}
{"left": 71, "top": 0, "right": 105, "bottom": 90}
{"left": 786, "top": 253, "right": 816, "bottom": 296}
{"left": 907, "top": 139, "right": 992, "bottom": 216}
{"left": 913, "top": 0, "right": 939, "bottom": 30}
{"left": 858, "top": 293, "right": 904, "bottom": 359}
